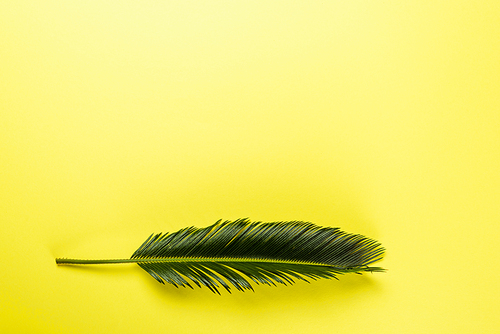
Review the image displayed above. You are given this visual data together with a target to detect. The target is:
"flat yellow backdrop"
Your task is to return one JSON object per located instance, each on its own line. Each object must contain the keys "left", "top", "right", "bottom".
{"left": 1, "top": 1, "right": 499, "bottom": 333}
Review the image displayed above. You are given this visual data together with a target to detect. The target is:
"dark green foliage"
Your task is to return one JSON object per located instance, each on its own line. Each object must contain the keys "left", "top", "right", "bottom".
{"left": 130, "top": 218, "right": 385, "bottom": 294}
{"left": 56, "top": 218, "right": 385, "bottom": 294}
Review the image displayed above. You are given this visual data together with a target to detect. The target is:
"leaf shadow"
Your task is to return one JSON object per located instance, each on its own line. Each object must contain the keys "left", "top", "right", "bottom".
{"left": 137, "top": 267, "right": 385, "bottom": 312}
{"left": 56, "top": 263, "right": 138, "bottom": 276}
{"left": 54, "top": 253, "right": 385, "bottom": 318}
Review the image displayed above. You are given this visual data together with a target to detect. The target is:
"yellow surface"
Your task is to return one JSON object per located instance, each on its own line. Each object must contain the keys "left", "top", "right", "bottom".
{"left": 1, "top": 1, "right": 499, "bottom": 333}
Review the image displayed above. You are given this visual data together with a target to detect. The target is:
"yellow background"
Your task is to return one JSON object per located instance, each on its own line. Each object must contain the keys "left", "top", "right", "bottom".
{"left": 1, "top": 1, "right": 499, "bottom": 333}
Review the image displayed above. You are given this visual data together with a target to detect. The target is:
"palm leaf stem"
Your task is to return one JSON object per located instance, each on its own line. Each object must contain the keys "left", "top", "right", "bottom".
{"left": 56, "top": 257, "right": 383, "bottom": 273}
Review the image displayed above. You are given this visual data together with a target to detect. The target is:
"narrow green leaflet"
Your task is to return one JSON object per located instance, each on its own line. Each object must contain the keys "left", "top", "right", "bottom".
{"left": 56, "top": 218, "right": 385, "bottom": 294}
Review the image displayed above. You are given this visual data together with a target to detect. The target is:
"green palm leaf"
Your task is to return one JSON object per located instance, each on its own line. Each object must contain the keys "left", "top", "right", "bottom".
{"left": 56, "top": 218, "right": 385, "bottom": 294}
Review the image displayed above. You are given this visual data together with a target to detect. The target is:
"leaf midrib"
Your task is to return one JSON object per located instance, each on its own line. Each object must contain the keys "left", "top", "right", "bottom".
{"left": 55, "top": 257, "right": 350, "bottom": 267}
